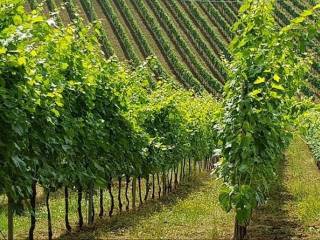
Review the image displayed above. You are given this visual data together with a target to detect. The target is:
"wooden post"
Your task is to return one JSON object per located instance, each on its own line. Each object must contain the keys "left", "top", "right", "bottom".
{"left": 108, "top": 178, "right": 114, "bottom": 217}
{"left": 138, "top": 176, "right": 143, "bottom": 205}
{"left": 180, "top": 162, "right": 183, "bottom": 182}
{"left": 162, "top": 173, "right": 166, "bottom": 196}
{"left": 174, "top": 165, "right": 178, "bottom": 189}
{"left": 46, "top": 191, "right": 53, "bottom": 240}
{"left": 99, "top": 188, "right": 104, "bottom": 217}
{"left": 144, "top": 175, "right": 150, "bottom": 201}
{"left": 77, "top": 185, "right": 83, "bottom": 228}
{"left": 125, "top": 176, "right": 130, "bottom": 211}
{"left": 233, "top": 218, "right": 247, "bottom": 240}
{"left": 29, "top": 181, "right": 37, "bottom": 240}
{"left": 151, "top": 174, "right": 155, "bottom": 199}
{"left": 157, "top": 173, "right": 161, "bottom": 198}
{"left": 7, "top": 195, "right": 14, "bottom": 240}
{"left": 65, "top": 187, "right": 71, "bottom": 231}
{"left": 88, "top": 186, "right": 94, "bottom": 225}
{"left": 118, "top": 177, "right": 123, "bottom": 212}
{"left": 132, "top": 176, "right": 137, "bottom": 210}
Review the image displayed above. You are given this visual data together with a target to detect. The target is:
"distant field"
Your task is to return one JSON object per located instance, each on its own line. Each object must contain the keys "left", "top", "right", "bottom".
{"left": 26, "top": 0, "right": 320, "bottom": 96}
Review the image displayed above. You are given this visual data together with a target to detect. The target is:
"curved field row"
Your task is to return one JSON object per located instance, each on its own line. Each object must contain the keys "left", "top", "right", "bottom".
{"left": 30, "top": 0, "right": 319, "bottom": 95}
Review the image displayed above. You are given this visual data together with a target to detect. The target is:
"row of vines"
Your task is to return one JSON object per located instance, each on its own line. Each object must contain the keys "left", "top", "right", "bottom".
{"left": 225, "top": 0, "right": 320, "bottom": 98}
{"left": 216, "top": 1, "right": 320, "bottom": 239}
{"left": 146, "top": 0, "right": 221, "bottom": 94}
{"left": 164, "top": 0, "right": 227, "bottom": 83}
{"left": 0, "top": 2, "right": 220, "bottom": 239}
{"left": 198, "top": 1, "right": 233, "bottom": 41}
{"left": 181, "top": 0, "right": 231, "bottom": 60}
{"left": 130, "top": 0, "right": 203, "bottom": 92}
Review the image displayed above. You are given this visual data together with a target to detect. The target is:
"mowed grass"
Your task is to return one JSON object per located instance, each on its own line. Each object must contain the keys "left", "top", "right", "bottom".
{"left": 0, "top": 172, "right": 234, "bottom": 239}
{"left": 285, "top": 135, "right": 320, "bottom": 237}
{"left": 249, "top": 135, "right": 320, "bottom": 239}
{"left": 2, "top": 136, "right": 320, "bottom": 239}
{"left": 61, "top": 173, "right": 234, "bottom": 240}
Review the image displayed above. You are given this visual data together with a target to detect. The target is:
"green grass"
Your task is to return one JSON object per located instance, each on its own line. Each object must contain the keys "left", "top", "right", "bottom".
{"left": 285, "top": 136, "right": 320, "bottom": 230}
{"left": 0, "top": 172, "right": 234, "bottom": 239}
{"left": 248, "top": 135, "right": 320, "bottom": 239}
{"left": 3, "top": 136, "right": 320, "bottom": 239}
{"left": 60, "top": 173, "right": 234, "bottom": 240}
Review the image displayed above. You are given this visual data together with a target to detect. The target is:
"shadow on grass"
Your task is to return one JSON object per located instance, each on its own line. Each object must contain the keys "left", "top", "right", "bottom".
{"left": 59, "top": 173, "right": 208, "bottom": 240}
{"left": 247, "top": 159, "right": 303, "bottom": 240}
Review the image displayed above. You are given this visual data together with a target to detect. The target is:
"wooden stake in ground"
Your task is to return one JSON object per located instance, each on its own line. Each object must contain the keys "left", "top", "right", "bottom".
{"left": 29, "top": 181, "right": 37, "bottom": 240}
{"left": 145, "top": 175, "right": 150, "bottom": 201}
{"left": 132, "top": 176, "right": 136, "bottom": 210}
{"left": 138, "top": 176, "right": 143, "bottom": 205}
{"left": 7, "top": 195, "right": 14, "bottom": 240}
{"left": 118, "top": 177, "right": 123, "bottom": 212}
{"left": 152, "top": 174, "right": 155, "bottom": 199}
{"left": 157, "top": 173, "right": 161, "bottom": 198}
{"left": 64, "top": 187, "right": 71, "bottom": 231}
{"left": 46, "top": 190, "right": 53, "bottom": 240}
{"left": 125, "top": 176, "right": 130, "bottom": 211}
{"left": 88, "top": 186, "right": 94, "bottom": 225}
{"left": 108, "top": 178, "right": 114, "bottom": 217}
{"left": 233, "top": 218, "right": 247, "bottom": 240}
{"left": 77, "top": 185, "right": 83, "bottom": 229}
{"left": 99, "top": 188, "right": 104, "bottom": 218}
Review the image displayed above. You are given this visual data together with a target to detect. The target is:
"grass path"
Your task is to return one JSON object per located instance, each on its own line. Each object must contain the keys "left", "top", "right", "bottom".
{"left": 248, "top": 136, "right": 320, "bottom": 240}
{"left": 60, "top": 173, "right": 234, "bottom": 240}
{"left": 62, "top": 136, "right": 320, "bottom": 240}
{"left": 1, "top": 136, "right": 320, "bottom": 239}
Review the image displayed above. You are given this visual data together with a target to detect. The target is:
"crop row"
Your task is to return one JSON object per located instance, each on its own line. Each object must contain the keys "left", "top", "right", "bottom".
{"left": 291, "top": 0, "right": 309, "bottom": 11}
{"left": 64, "top": 0, "right": 113, "bottom": 57}
{"left": 226, "top": 1, "right": 240, "bottom": 15}
{"left": 46, "top": 0, "right": 62, "bottom": 24}
{"left": 130, "top": 0, "right": 204, "bottom": 92}
{"left": 198, "top": 2, "right": 233, "bottom": 41}
{"left": 96, "top": 0, "right": 139, "bottom": 66}
{"left": 212, "top": 1, "right": 238, "bottom": 26}
{"left": 148, "top": 0, "right": 222, "bottom": 93}
{"left": 278, "top": 0, "right": 299, "bottom": 19}
{"left": 274, "top": 8, "right": 289, "bottom": 26}
{"left": 62, "top": 0, "right": 77, "bottom": 21}
{"left": 276, "top": 2, "right": 320, "bottom": 63}
{"left": 181, "top": 0, "right": 231, "bottom": 60}
{"left": 113, "top": 0, "right": 150, "bottom": 58}
{"left": 113, "top": 0, "right": 168, "bottom": 78}
{"left": 1, "top": 5, "right": 220, "bottom": 239}
{"left": 164, "top": 0, "right": 227, "bottom": 82}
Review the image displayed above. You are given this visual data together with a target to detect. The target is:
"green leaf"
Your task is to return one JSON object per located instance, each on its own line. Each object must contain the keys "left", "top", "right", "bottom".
{"left": 254, "top": 77, "right": 265, "bottom": 85}
{"left": 292, "top": 16, "right": 305, "bottom": 24}
{"left": 51, "top": 108, "right": 60, "bottom": 117}
{"left": 270, "top": 91, "right": 280, "bottom": 99}
{"left": 249, "top": 89, "right": 262, "bottom": 97}
{"left": 0, "top": 47, "right": 7, "bottom": 54}
{"left": 13, "top": 15, "right": 22, "bottom": 25}
{"left": 236, "top": 206, "right": 252, "bottom": 224}
{"left": 219, "top": 191, "right": 232, "bottom": 212}
{"left": 300, "top": 9, "right": 313, "bottom": 17}
{"left": 239, "top": 0, "right": 251, "bottom": 13}
{"left": 271, "top": 83, "right": 285, "bottom": 91}
{"left": 313, "top": 4, "right": 320, "bottom": 10}
{"left": 239, "top": 163, "right": 249, "bottom": 173}
{"left": 31, "top": 16, "right": 44, "bottom": 23}
{"left": 273, "top": 74, "right": 280, "bottom": 82}
{"left": 16, "top": 6, "right": 25, "bottom": 14}
{"left": 17, "top": 57, "right": 26, "bottom": 66}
